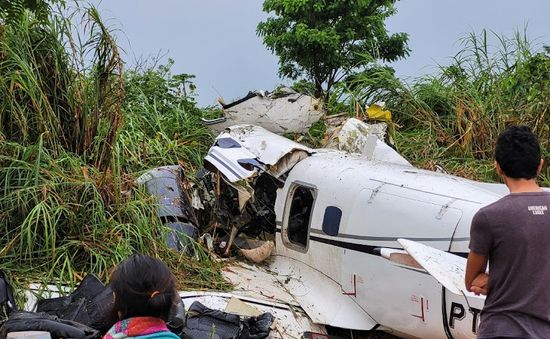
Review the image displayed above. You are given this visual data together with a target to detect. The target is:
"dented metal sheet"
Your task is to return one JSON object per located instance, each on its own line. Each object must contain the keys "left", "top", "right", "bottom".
{"left": 225, "top": 125, "right": 312, "bottom": 167}
{"left": 324, "top": 118, "right": 411, "bottom": 166}
{"left": 205, "top": 125, "right": 313, "bottom": 182}
{"left": 204, "top": 136, "right": 259, "bottom": 182}
{"left": 135, "top": 165, "right": 188, "bottom": 218}
{"left": 204, "top": 88, "right": 324, "bottom": 134}
{"left": 223, "top": 256, "right": 377, "bottom": 331}
{"left": 179, "top": 291, "right": 326, "bottom": 339}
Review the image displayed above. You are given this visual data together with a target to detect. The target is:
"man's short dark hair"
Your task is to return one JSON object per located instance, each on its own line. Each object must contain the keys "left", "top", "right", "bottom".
{"left": 495, "top": 125, "right": 541, "bottom": 179}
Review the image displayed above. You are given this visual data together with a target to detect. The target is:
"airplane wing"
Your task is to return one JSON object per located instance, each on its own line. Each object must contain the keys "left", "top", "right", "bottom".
{"left": 224, "top": 256, "right": 379, "bottom": 331}
{"left": 397, "top": 238, "right": 485, "bottom": 300}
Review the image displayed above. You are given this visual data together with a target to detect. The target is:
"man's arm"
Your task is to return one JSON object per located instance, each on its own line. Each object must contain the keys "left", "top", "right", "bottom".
{"left": 465, "top": 251, "right": 488, "bottom": 295}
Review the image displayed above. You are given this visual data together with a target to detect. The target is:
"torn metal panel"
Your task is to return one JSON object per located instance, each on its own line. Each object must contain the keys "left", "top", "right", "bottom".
{"left": 223, "top": 257, "right": 378, "bottom": 332}
{"left": 324, "top": 118, "right": 411, "bottom": 166}
{"left": 136, "top": 165, "right": 200, "bottom": 252}
{"left": 225, "top": 125, "right": 311, "bottom": 166}
{"left": 204, "top": 139, "right": 259, "bottom": 182}
{"left": 179, "top": 291, "right": 326, "bottom": 339}
{"left": 227, "top": 125, "right": 313, "bottom": 179}
{"left": 205, "top": 126, "right": 312, "bottom": 183}
{"left": 204, "top": 88, "right": 324, "bottom": 134}
{"left": 201, "top": 126, "right": 309, "bottom": 248}
{"left": 136, "top": 165, "right": 190, "bottom": 219}
{"left": 268, "top": 150, "right": 309, "bottom": 178}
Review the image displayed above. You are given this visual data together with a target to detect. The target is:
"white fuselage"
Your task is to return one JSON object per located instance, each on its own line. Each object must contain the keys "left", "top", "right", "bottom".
{"left": 273, "top": 150, "right": 503, "bottom": 338}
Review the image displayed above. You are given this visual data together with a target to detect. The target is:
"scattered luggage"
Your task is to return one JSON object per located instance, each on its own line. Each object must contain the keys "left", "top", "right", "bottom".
{"left": 182, "top": 301, "right": 273, "bottom": 339}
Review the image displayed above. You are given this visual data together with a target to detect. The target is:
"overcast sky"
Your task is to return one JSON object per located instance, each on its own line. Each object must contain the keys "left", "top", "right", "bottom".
{"left": 91, "top": 0, "right": 550, "bottom": 106}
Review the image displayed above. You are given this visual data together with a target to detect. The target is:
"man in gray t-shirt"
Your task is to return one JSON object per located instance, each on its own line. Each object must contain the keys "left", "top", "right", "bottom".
{"left": 466, "top": 125, "right": 550, "bottom": 338}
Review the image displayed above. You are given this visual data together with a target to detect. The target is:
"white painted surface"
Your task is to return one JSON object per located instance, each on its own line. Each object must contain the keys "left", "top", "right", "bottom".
{"left": 269, "top": 148, "right": 507, "bottom": 338}
{"left": 179, "top": 291, "right": 326, "bottom": 339}
{"left": 205, "top": 139, "right": 258, "bottom": 182}
{"left": 7, "top": 332, "right": 51, "bottom": 339}
{"left": 207, "top": 90, "right": 323, "bottom": 134}
{"left": 222, "top": 257, "right": 377, "bottom": 331}
{"left": 222, "top": 262, "right": 299, "bottom": 307}
{"left": 399, "top": 239, "right": 484, "bottom": 300}
{"left": 268, "top": 255, "right": 377, "bottom": 330}
{"left": 224, "top": 125, "right": 311, "bottom": 167}
{"left": 205, "top": 125, "right": 312, "bottom": 182}
{"left": 200, "top": 125, "right": 549, "bottom": 338}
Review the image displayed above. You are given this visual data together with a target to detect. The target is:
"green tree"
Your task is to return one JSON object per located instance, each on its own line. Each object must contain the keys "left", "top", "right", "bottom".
{"left": 0, "top": 0, "right": 64, "bottom": 24}
{"left": 257, "top": 0, "right": 409, "bottom": 98}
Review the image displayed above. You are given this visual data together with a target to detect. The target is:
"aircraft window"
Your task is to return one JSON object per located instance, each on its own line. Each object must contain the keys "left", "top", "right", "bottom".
{"left": 322, "top": 206, "right": 342, "bottom": 236}
{"left": 287, "top": 185, "right": 315, "bottom": 248}
{"left": 215, "top": 138, "right": 241, "bottom": 149}
{"left": 237, "top": 158, "right": 263, "bottom": 171}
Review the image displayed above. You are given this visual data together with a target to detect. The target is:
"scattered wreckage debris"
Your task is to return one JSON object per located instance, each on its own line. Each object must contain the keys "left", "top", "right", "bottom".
{"left": 202, "top": 88, "right": 324, "bottom": 134}
{"left": 136, "top": 125, "right": 313, "bottom": 262}
{"left": 5, "top": 273, "right": 278, "bottom": 339}
{"left": 136, "top": 166, "right": 200, "bottom": 254}
{"left": 2, "top": 114, "right": 411, "bottom": 338}
{"left": 201, "top": 125, "right": 313, "bottom": 259}
{"left": 138, "top": 117, "right": 408, "bottom": 261}
{"left": 323, "top": 118, "right": 410, "bottom": 166}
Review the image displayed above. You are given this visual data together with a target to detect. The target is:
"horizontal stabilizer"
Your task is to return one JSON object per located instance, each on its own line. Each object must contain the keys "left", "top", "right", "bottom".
{"left": 398, "top": 238, "right": 484, "bottom": 300}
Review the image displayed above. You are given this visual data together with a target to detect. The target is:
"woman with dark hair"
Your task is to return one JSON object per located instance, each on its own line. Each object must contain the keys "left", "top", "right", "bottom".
{"left": 103, "top": 254, "right": 180, "bottom": 339}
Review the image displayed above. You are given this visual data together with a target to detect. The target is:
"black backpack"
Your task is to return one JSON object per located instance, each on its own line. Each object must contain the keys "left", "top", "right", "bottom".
{"left": 0, "top": 270, "right": 16, "bottom": 320}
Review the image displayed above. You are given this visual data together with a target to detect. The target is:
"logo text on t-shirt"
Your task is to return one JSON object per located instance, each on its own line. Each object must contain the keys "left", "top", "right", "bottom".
{"left": 528, "top": 205, "right": 547, "bottom": 215}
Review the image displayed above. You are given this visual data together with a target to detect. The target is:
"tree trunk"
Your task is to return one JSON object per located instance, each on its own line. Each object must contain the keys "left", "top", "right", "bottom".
{"left": 314, "top": 78, "right": 324, "bottom": 99}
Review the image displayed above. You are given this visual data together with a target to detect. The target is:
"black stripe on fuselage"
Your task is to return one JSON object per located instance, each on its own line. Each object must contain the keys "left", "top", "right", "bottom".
{"left": 275, "top": 228, "right": 468, "bottom": 258}
{"left": 310, "top": 234, "right": 380, "bottom": 255}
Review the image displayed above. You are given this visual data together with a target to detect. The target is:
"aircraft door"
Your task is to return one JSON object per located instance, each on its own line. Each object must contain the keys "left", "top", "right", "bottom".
{"left": 277, "top": 181, "right": 345, "bottom": 283}
{"left": 280, "top": 182, "right": 317, "bottom": 253}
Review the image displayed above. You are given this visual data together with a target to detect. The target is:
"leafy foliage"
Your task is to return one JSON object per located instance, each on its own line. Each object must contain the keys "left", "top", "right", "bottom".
{"left": 120, "top": 61, "right": 213, "bottom": 173}
{"left": 0, "top": 0, "right": 63, "bottom": 24}
{"left": 330, "top": 29, "right": 550, "bottom": 185}
{"left": 0, "top": 7, "right": 123, "bottom": 172}
{"left": 0, "top": 6, "right": 228, "bottom": 293}
{"left": 257, "top": 0, "right": 409, "bottom": 97}
{"left": 124, "top": 59, "right": 198, "bottom": 120}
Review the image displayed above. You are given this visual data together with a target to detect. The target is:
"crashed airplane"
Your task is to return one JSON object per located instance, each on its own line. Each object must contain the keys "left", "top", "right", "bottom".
{"left": 23, "top": 123, "right": 541, "bottom": 339}
{"left": 175, "top": 123, "right": 550, "bottom": 339}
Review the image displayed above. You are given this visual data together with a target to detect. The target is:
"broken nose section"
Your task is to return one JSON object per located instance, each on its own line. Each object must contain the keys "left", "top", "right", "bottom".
{"left": 201, "top": 125, "right": 313, "bottom": 258}
{"left": 204, "top": 124, "right": 313, "bottom": 183}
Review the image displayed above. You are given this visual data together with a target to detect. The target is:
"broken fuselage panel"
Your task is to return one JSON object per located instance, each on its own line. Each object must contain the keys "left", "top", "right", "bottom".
{"left": 205, "top": 125, "right": 516, "bottom": 339}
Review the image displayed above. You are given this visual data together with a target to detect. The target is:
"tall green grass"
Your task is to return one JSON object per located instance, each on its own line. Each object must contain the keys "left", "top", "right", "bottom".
{"left": 0, "top": 6, "right": 228, "bottom": 295}
{"left": 330, "top": 29, "right": 549, "bottom": 185}
{"left": 0, "top": 7, "right": 123, "bottom": 172}
{"left": 119, "top": 61, "right": 213, "bottom": 173}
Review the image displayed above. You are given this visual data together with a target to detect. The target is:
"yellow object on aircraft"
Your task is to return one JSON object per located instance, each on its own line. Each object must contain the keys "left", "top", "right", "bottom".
{"left": 366, "top": 103, "right": 392, "bottom": 123}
